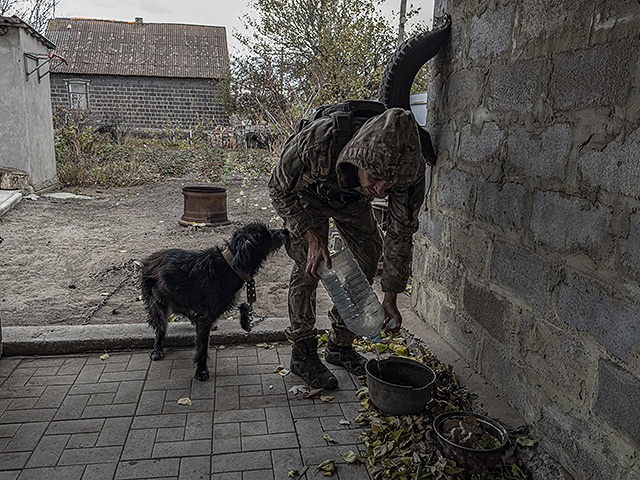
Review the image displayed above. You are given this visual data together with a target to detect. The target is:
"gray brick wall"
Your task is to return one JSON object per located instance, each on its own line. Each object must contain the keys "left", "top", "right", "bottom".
{"left": 50, "top": 74, "right": 228, "bottom": 131}
{"left": 415, "top": 0, "right": 640, "bottom": 476}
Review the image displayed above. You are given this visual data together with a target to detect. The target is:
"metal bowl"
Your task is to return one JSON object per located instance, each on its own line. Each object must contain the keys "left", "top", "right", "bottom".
{"left": 365, "top": 357, "right": 436, "bottom": 415}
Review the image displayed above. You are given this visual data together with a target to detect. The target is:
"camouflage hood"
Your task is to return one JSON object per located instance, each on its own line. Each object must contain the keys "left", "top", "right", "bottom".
{"left": 336, "top": 108, "right": 425, "bottom": 189}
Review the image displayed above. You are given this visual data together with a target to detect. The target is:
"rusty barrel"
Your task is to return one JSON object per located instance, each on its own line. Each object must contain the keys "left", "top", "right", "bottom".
{"left": 179, "top": 186, "right": 230, "bottom": 227}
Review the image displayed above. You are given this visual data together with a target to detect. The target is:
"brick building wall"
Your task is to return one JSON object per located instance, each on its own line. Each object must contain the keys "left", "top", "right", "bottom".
{"left": 50, "top": 74, "right": 228, "bottom": 131}
{"left": 414, "top": 1, "right": 640, "bottom": 478}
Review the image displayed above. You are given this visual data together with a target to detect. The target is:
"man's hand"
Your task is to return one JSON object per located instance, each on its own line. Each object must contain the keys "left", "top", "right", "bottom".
{"left": 382, "top": 292, "right": 402, "bottom": 332}
{"left": 303, "top": 229, "right": 331, "bottom": 280}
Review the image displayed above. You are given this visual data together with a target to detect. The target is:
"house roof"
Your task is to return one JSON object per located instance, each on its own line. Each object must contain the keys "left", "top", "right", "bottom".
{"left": 45, "top": 17, "right": 229, "bottom": 79}
{"left": 0, "top": 16, "right": 56, "bottom": 49}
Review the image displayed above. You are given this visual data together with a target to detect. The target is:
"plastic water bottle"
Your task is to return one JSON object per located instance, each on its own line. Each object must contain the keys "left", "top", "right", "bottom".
{"left": 318, "top": 248, "right": 385, "bottom": 342}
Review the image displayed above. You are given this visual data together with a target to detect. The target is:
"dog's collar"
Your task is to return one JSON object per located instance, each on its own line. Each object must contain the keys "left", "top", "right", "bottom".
{"left": 222, "top": 247, "right": 252, "bottom": 282}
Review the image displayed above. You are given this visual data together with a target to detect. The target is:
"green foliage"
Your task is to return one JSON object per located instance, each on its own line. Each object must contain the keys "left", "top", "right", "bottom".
{"left": 231, "top": 0, "right": 398, "bottom": 137}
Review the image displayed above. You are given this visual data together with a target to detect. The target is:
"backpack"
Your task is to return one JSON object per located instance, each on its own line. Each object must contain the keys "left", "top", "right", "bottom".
{"left": 299, "top": 99, "right": 435, "bottom": 163}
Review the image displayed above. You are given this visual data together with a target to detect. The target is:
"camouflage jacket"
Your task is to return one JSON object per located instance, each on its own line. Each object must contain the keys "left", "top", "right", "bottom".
{"left": 269, "top": 108, "right": 426, "bottom": 293}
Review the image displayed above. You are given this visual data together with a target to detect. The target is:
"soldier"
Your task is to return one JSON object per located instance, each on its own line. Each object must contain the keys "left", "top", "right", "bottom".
{"left": 269, "top": 107, "right": 426, "bottom": 389}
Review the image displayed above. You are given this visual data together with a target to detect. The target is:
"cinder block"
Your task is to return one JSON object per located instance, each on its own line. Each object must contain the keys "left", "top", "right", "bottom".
{"left": 557, "top": 269, "right": 640, "bottom": 362}
{"left": 445, "top": 68, "right": 485, "bottom": 113}
{"left": 507, "top": 124, "right": 572, "bottom": 179}
{"left": 580, "top": 128, "right": 640, "bottom": 199}
{"left": 475, "top": 179, "right": 526, "bottom": 230}
{"left": 426, "top": 249, "right": 465, "bottom": 303}
{"left": 469, "top": 3, "right": 513, "bottom": 60}
{"left": 537, "top": 404, "right": 623, "bottom": 480}
{"left": 429, "top": 121, "right": 456, "bottom": 157}
{"left": 489, "top": 59, "right": 542, "bottom": 112}
{"left": 530, "top": 190, "right": 611, "bottom": 253}
{"left": 480, "top": 342, "right": 535, "bottom": 421}
{"left": 439, "top": 305, "right": 477, "bottom": 365}
{"left": 519, "top": 316, "right": 593, "bottom": 405}
{"left": 435, "top": 168, "right": 474, "bottom": 213}
{"left": 620, "top": 210, "right": 640, "bottom": 274}
{"left": 449, "top": 221, "right": 491, "bottom": 277}
{"left": 417, "top": 209, "right": 444, "bottom": 249}
{"left": 462, "top": 280, "right": 510, "bottom": 344}
{"left": 594, "top": 359, "right": 640, "bottom": 447}
{"left": 458, "top": 122, "right": 503, "bottom": 164}
{"left": 550, "top": 43, "right": 634, "bottom": 111}
{"left": 491, "top": 241, "right": 547, "bottom": 311}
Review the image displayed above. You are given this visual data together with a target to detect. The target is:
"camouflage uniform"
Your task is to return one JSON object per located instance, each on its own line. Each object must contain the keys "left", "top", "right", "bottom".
{"left": 269, "top": 108, "right": 426, "bottom": 347}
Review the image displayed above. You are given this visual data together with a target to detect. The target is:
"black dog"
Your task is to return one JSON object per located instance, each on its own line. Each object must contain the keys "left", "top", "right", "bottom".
{"left": 140, "top": 222, "right": 288, "bottom": 381}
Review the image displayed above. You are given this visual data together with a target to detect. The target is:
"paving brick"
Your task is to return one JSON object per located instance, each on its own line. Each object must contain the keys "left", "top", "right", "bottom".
{"left": 99, "top": 371, "right": 147, "bottom": 383}
{"left": 126, "top": 353, "right": 151, "bottom": 371}
{"left": 81, "top": 463, "right": 118, "bottom": 480}
{"left": 179, "top": 456, "right": 210, "bottom": 480}
{"left": 242, "top": 432, "right": 298, "bottom": 452}
{"left": 240, "top": 394, "right": 290, "bottom": 410}
{"left": 53, "top": 394, "right": 89, "bottom": 421}
{"left": 214, "top": 409, "right": 265, "bottom": 424}
{"left": 265, "top": 407, "right": 295, "bottom": 434}
{"left": 114, "top": 380, "right": 144, "bottom": 404}
{"left": 81, "top": 403, "right": 137, "bottom": 419}
{"left": 87, "top": 392, "right": 116, "bottom": 406}
{"left": 75, "top": 365, "right": 105, "bottom": 384}
{"left": 185, "top": 412, "right": 213, "bottom": 441}
{"left": 33, "top": 367, "right": 61, "bottom": 377}
{"left": 215, "top": 358, "right": 237, "bottom": 376}
{"left": 211, "top": 473, "right": 241, "bottom": 480}
{"left": 156, "top": 427, "right": 184, "bottom": 443}
{"left": 0, "top": 424, "right": 20, "bottom": 438}
{"left": 0, "top": 409, "right": 56, "bottom": 425}
{"left": 58, "top": 358, "right": 87, "bottom": 376}
{"left": 214, "top": 386, "right": 240, "bottom": 411}
{"left": 0, "top": 470, "right": 19, "bottom": 480}
{"left": 115, "top": 458, "right": 180, "bottom": 479}
{"left": 242, "top": 469, "right": 274, "bottom": 480}
{"left": 0, "top": 386, "right": 45, "bottom": 400}
{"left": 26, "top": 375, "right": 77, "bottom": 386}
{"left": 131, "top": 414, "right": 186, "bottom": 430}
{"left": 68, "top": 383, "right": 119, "bottom": 396}
{"left": 135, "top": 390, "right": 166, "bottom": 416}
{"left": 25, "top": 435, "right": 70, "bottom": 468}
{"left": 16, "top": 465, "right": 85, "bottom": 480}
{"left": 153, "top": 439, "right": 211, "bottom": 458}
{"left": 241, "top": 420, "right": 267, "bottom": 436}
{"left": 96, "top": 417, "right": 133, "bottom": 447}
{"left": 216, "top": 374, "right": 262, "bottom": 387}
{"left": 58, "top": 446, "right": 122, "bottom": 466}
{"left": 0, "top": 452, "right": 30, "bottom": 470}
{"left": 121, "top": 429, "right": 156, "bottom": 461}
{"left": 212, "top": 423, "right": 240, "bottom": 454}
{"left": 294, "top": 418, "right": 325, "bottom": 448}
{"left": 270, "top": 448, "right": 304, "bottom": 478}
{"left": 36, "top": 387, "right": 73, "bottom": 410}
{"left": 290, "top": 403, "right": 343, "bottom": 419}
{"left": 7, "top": 397, "right": 38, "bottom": 411}
{"left": 4, "top": 422, "right": 48, "bottom": 452}
{"left": 67, "top": 432, "right": 99, "bottom": 449}
{"left": 46, "top": 419, "right": 104, "bottom": 435}
{"left": 189, "top": 379, "right": 216, "bottom": 401}
{"left": 143, "top": 379, "right": 192, "bottom": 391}
{"left": 210, "top": 450, "right": 272, "bottom": 474}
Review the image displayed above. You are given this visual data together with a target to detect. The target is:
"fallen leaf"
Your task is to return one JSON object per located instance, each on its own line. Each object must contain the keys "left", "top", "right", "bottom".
{"left": 339, "top": 419, "right": 351, "bottom": 426}
{"left": 177, "top": 397, "right": 192, "bottom": 406}
{"left": 269, "top": 385, "right": 274, "bottom": 389}
{"left": 340, "top": 450, "right": 362, "bottom": 464}
{"left": 516, "top": 436, "right": 537, "bottom": 447}
{"left": 316, "top": 459, "right": 335, "bottom": 476}
{"left": 278, "top": 368, "right": 290, "bottom": 376}
{"left": 323, "top": 432, "right": 336, "bottom": 443}
{"left": 319, "top": 395, "right": 335, "bottom": 402}
{"left": 274, "top": 365, "right": 286, "bottom": 373}
{"left": 303, "top": 388, "right": 323, "bottom": 399}
{"left": 99, "top": 353, "right": 110, "bottom": 361}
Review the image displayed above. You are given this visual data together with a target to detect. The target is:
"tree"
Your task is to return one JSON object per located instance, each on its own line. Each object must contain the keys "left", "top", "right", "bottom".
{"left": 231, "top": 0, "right": 398, "bottom": 138}
{"left": 0, "top": 0, "right": 58, "bottom": 33}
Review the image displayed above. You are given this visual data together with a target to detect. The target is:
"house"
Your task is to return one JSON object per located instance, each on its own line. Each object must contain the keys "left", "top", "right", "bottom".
{"left": 45, "top": 17, "right": 230, "bottom": 134}
{"left": 0, "top": 16, "right": 59, "bottom": 190}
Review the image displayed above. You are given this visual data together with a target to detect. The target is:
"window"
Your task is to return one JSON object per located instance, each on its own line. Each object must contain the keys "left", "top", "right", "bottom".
{"left": 68, "top": 81, "right": 89, "bottom": 109}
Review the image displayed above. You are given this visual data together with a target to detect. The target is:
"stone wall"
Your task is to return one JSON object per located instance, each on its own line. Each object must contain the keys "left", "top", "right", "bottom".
{"left": 415, "top": 1, "right": 640, "bottom": 477}
{"left": 50, "top": 74, "right": 228, "bottom": 132}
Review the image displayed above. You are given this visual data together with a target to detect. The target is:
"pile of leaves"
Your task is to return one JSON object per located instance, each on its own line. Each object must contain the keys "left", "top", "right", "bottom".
{"left": 343, "top": 333, "right": 531, "bottom": 480}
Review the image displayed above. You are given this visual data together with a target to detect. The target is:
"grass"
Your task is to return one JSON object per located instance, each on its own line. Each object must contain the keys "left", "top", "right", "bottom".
{"left": 54, "top": 122, "right": 278, "bottom": 188}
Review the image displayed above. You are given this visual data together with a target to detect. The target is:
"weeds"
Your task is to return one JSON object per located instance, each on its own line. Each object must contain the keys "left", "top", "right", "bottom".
{"left": 54, "top": 115, "right": 277, "bottom": 188}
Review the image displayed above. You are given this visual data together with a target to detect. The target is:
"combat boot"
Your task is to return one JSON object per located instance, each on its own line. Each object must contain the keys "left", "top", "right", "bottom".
{"left": 324, "top": 339, "right": 367, "bottom": 376}
{"left": 290, "top": 337, "right": 338, "bottom": 390}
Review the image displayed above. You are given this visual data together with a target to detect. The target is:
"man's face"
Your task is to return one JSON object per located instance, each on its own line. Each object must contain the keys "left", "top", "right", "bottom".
{"left": 357, "top": 168, "right": 393, "bottom": 198}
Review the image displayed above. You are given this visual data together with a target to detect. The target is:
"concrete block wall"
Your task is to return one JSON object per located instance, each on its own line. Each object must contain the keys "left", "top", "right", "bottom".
{"left": 50, "top": 74, "right": 228, "bottom": 132}
{"left": 414, "top": 1, "right": 640, "bottom": 477}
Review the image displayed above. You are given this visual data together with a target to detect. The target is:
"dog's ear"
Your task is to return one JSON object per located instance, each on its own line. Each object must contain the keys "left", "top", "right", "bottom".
{"left": 232, "top": 237, "right": 258, "bottom": 274}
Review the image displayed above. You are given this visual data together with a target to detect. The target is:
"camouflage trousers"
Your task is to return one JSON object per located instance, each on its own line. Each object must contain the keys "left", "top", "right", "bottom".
{"left": 284, "top": 187, "right": 383, "bottom": 347}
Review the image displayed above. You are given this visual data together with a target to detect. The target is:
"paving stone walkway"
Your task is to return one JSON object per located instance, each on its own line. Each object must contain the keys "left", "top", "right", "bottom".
{"left": 0, "top": 344, "right": 373, "bottom": 480}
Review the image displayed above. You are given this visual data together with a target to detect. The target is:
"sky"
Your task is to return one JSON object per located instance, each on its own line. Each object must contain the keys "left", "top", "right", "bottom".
{"left": 53, "top": 0, "right": 435, "bottom": 55}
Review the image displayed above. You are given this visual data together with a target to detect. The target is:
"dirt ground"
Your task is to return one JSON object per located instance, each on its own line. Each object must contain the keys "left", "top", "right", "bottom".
{"left": 0, "top": 175, "right": 337, "bottom": 328}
